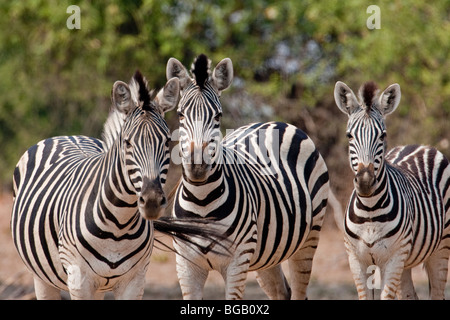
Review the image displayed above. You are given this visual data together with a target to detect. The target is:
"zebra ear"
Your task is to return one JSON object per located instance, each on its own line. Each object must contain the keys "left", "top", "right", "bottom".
{"left": 166, "top": 57, "right": 192, "bottom": 90}
{"left": 155, "top": 77, "right": 180, "bottom": 115}
{"left": 111, "top": 81, "right": 134, "bottom": 115}
{"left": 211, "top": 58, "right": 233, "bottom": 92}
{"left": 379, "top": 83, "right": 401, "bottom": 116}
{"left": 334, "top": 81, "right": 360, "bottom": 115}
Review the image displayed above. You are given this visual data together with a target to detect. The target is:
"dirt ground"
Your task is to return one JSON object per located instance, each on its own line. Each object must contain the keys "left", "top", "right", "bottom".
{"left": 0, "top": 191, "right": 448, "bottom": 300}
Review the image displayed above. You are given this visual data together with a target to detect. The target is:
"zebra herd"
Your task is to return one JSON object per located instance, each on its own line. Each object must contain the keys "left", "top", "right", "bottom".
{"left": 11, "top": 54, "right": 450, "bottom": 300}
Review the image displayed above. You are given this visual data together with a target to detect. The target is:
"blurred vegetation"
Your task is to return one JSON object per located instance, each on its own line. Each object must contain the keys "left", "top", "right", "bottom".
{"left": 0, "top": 1, "right": 449, "bottom": 199}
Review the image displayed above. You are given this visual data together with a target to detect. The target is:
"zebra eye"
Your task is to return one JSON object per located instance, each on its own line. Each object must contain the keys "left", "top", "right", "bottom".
{"left": 380, "top": 132, "right": 387, "bottom": 141}
{"left": 214, "top": 113, "right": 222, "bottom": 122}
{"left": 346, "top": 132, "right": 354, "bottom": 140}
{"left": 124, "top": 139, "right": 133, "bottom": 148}
{"left": 178, "top": 112, "right": 185, "bottom": 121}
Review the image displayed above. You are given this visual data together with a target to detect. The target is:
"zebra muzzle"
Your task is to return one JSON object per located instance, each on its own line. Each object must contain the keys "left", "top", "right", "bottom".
{"left": 354, "top": 163, "right": 376, "bottom": 197}
{"left": 183, "top": 143, "right": 211, "bottom": 183}
{"left": 138, "top": 177, "right": 167, "bottom": 220}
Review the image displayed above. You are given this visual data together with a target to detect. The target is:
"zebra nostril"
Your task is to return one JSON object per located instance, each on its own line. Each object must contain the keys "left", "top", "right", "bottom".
{"left": 138, "top": 197, "right": 145, "bottom": 205}
{"left": 160, "top": 197, "right": 167, "bottom": 207}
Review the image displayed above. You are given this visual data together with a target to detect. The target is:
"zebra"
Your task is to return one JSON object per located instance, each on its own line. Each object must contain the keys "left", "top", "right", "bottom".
{"left": 166, "top": 54, "right": 330, "bottom": 300}
{"left": 11, "top": 71, "right": 221, "bottom": 299}
{"left": 334, "top": 80, "right": 450, "bottom": 299}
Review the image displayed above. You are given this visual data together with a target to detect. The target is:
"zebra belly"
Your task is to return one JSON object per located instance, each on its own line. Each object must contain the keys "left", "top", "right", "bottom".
{"left": 59, "top": 232, "right": 154, "bottom": 292}
{"left": 345, "top": 221, "right": 411, "bottom": 268}
{"left": 249, "top": 206, "right": 310, "bottom": 271}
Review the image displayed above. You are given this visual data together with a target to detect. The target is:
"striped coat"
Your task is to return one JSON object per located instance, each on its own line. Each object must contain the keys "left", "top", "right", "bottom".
{"left": 335, "top": 81, "right": 450, "bottom": 299}
{"left": 11, "top": 72, "right": 180, "bottom": 299}
{"left": 167, "top": 54, "right": 330, "bottom": 300}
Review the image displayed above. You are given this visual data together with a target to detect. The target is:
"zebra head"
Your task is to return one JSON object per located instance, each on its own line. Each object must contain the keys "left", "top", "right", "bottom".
{"left": 111, "top": 71, "right": 180, "bottom": 220}
{"left": 166, "top": 54, "right": 233, "bottom": 183}
{"left": 334, "top": 81, "right": 401, "bottom": 197}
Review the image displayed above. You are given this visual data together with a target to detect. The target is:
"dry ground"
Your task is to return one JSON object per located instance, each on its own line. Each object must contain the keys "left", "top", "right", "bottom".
{"left": 0, "top": 192, "right": 448, "bottom": 300}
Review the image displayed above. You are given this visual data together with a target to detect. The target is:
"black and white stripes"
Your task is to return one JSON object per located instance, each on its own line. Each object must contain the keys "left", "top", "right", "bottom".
{"left": 11, "top": 72, "right": 180, "bottom": 299}
{"left": 167, "top": 55, "right": 330, "bottom": 300}
{"left": 334, "top": 81, "right": 450, "bottom": 299}
{"left": 12, "top": 54, "right": 448, "bottom": 301}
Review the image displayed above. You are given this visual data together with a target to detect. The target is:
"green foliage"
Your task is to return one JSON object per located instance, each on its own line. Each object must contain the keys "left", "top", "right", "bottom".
{"left": 0, "top": 0, "right": 449, "bottom": 188}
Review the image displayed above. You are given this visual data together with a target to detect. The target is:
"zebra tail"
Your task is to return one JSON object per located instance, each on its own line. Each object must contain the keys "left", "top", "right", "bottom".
{"left": 153, "top": 216, "right": 230, "bottom": 256}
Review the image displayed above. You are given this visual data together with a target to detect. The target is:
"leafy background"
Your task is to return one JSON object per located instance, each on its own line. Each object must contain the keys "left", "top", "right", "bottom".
{"left": 1, "top": 0, "right": 449, "bottom": 203}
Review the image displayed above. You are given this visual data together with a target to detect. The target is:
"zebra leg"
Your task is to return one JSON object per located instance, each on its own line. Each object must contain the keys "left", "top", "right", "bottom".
{"left": 255, "top": 265, "right": 291, "bottom": 300}
{"left": 93, "top": 291, "right": 105, "bottom": 300}
{"left": 287, "top": 222, "right": 325, "bottom": 300}
{"left": 287, "top": 246, "right": 316, "bottom": 300}
{"left": 176, "top": 257, "right": 208, "bottom": 300}
{"left": 397, "top": 268, "right": 418, "bottom": 300}
{"left": 223, "top": 262, "right": 250, "bottom": 300}
{"left": 113, "top": 268, "right": 146, "bottom": 300}
{"left": 346, "top": 251, "right": 372, "bottom": 299}
{"left": 380, "top": 256, "right": 405, "bottom": 300}
{"left": 66, "top": 264, "right": 97, "bottom": 300}
{"left": 33, "top": 276, "right": 61, "bottom": 300}
{"left": 424, "top": 249, "right": 449, "bottom": 300}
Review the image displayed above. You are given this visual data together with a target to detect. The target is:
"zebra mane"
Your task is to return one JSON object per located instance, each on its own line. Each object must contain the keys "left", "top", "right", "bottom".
{"left": 102, "top": 109, "right": 127, "bottom": 149}
{"left": 129, "top": 70, "right": 156, "bottom": 111}
{"left": 358, "top": 81, "right": 379, "bottom": 113}
{"left": 102, "top": 70, "right": 156, "bottom": 150}
{"left": 191, "top": 54, "right": 211, "bottom": 89}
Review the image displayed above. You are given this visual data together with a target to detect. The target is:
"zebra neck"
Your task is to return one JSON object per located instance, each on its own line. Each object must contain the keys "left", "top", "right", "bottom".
{"left": 180, "top": 163, "right": 227, "bottom": 216}
{"left": 96, "top": 143, "right": 140, "bottom": 228}
{"left": 354, "top": 164, "right": 389, "bottom": 211}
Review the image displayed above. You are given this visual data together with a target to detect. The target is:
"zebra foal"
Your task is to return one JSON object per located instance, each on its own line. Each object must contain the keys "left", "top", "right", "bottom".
{"left": 334, "top": 81, "right": 450, "bottom": 299}
{"left": 167, "top": 54, "right": 330, "bottom": 300}
{"left": 11, "top": 71, "right": 181, "bottom": 299}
